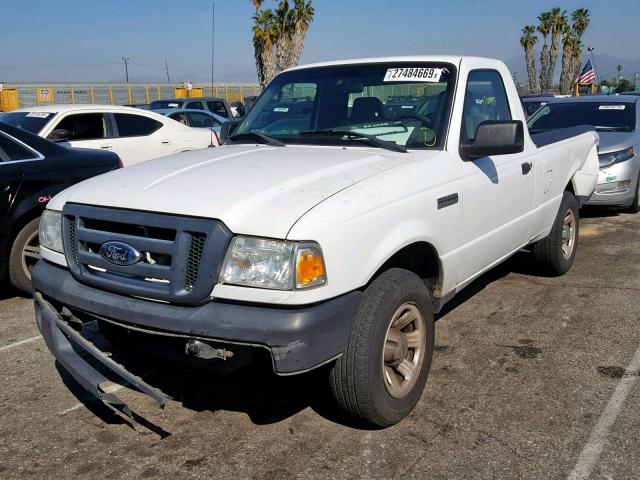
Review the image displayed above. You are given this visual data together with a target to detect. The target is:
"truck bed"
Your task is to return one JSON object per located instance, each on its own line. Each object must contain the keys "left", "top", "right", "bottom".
{"left": 530, "top": 124, "right": 595, "bottom": 148}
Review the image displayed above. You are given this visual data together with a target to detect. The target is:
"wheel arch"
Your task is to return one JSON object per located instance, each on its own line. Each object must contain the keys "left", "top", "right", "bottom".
{"left": 368, "top": 241, "right": 442, "bottom": 297}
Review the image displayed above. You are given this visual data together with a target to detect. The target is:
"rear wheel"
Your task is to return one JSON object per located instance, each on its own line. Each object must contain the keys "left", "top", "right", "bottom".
{"left": 328, "top": 268, "right": 434, "bottom": 427}
{"left": 9, "top": 218, "right": 41, "bottom": 295}
{"left": 531, "top": 191, "right": 579, "bottom": 276}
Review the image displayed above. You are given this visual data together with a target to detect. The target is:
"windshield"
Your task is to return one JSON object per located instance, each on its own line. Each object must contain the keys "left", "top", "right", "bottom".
{"left": 150, "top": 100, "right": 185, "bottom": 110}
{"left": 0, "top": 111, "right": 54, "bottom": 134}
{"left": 528, "top": 102, "right": 636, "bottom": 132}
{"left": 234, "top": 62, "right": 457, "bottom": 149}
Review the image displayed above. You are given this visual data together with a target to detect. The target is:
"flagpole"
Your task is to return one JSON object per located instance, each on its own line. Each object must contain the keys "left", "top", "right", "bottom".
{"left": 587, "top": 46, "right": 599, "bottom": 85}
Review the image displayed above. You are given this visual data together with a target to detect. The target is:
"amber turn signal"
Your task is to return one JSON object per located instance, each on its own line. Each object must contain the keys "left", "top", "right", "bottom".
{"left": 295, "top": 245, "right": 326, "bottom": 288}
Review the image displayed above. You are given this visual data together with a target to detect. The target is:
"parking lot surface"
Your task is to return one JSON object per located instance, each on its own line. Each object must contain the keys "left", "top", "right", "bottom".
{"left": 1, "top": 210, "right": 639, "bottom": 480}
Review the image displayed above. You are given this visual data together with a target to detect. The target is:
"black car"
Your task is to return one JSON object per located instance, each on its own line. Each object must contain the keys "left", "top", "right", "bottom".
{"left": 0, "top": 122, "right": 121, "bottom": 294}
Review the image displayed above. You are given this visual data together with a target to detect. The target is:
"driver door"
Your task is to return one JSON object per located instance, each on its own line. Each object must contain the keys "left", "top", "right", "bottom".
{"left": 456, "top": 70, "right": 536, "bottom": 285}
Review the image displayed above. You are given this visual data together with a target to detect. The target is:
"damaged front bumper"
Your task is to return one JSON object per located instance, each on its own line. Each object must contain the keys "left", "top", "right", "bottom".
{"left": 34, "top": 292, "right": 171, "bottom": 414}
{"left": 33, "top": 260, "right": 361, "bottom": 408}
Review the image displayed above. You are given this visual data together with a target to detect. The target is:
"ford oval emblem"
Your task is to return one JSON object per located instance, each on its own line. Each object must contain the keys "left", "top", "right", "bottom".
{"left": 99, "top": 241, "right": 142, "bottom": 266}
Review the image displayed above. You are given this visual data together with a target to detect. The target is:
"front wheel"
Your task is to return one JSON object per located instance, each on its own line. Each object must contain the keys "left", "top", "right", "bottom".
{"left": 531, "top": 191, "right": 579, "bottom": 276}
{"left": 329, "top": 268, "right": 435, "bottom": 427}
{"left": 9, "top": 218, "right": 41, "bottom": 295}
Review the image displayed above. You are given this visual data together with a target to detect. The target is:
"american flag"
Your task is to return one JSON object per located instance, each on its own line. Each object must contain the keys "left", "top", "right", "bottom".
{"left": 576, "top": 59, "right": 596, "bottom": 83}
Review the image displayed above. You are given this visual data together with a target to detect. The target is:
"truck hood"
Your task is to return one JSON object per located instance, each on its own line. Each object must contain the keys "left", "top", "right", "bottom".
{"left": 51, "top": 144, "right": 415, "bottom": 238}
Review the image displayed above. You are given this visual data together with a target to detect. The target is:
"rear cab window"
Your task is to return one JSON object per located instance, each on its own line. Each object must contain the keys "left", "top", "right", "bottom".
{"left": 113, "top": 114, "right": 162, "bottom": 137}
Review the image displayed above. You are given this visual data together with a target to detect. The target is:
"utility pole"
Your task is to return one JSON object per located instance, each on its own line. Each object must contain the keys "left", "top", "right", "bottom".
{"left": 165, "top": 58, "right": 171, "bottom": 84}
{"left": 211, "top": 2, "right": 215, "bottom": 96}
{"left": 121, "top": 57, "right": 130, "bottom": 83}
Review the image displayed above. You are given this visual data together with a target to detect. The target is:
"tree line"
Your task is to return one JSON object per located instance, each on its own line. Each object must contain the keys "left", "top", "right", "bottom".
{"left": 520, "top": 7, "right": 590, "bottom": 95}
{"left": 251, "top": 0, "right": 314, "bottom": 87}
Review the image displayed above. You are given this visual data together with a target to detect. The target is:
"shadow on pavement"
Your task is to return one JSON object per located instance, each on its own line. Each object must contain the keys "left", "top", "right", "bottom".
{"left": 49, "top": 249, "right": 556, "bottom": 434}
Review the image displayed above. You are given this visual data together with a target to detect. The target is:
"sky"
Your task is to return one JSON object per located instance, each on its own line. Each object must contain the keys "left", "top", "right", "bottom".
{"left": 1, "top": 0, "right": 639, "bottom": 84}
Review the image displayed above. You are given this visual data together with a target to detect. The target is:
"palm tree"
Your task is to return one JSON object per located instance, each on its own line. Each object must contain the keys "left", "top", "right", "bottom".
{"left": 289, "top": 0, "right": 314, "bottom": 69}
{"left": 520, "top": 26, "right": 538, "bottom": 93}
{"left": 548, "top": 8, "right": 568, "bottom": 92}
{"left": 251, "top": 0, "right": 315, "bottom": 86}
{"left": 274, "top": 0, "right": 295, "bottom": 72}
{"left": 559, "top": 33, "right": 578, "bottom": 94}
{"left": 537, "top": 11, "right": 552, "bottom": 93}
{"left": 569, "top": 8, "right": 590, "bottom": 85}
{"left": 559, "top": 8, "right": 590, "bottom": 95}
{"left": 252, "top": 8, "right": 278, "bottom": 86}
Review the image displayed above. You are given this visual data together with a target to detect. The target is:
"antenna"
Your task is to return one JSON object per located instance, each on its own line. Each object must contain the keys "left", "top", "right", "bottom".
{"left": 211, "top": 2, "right": 215, "bottom": 97}
{"left": 165, "top": 58, "right": 171, "bottom": 83}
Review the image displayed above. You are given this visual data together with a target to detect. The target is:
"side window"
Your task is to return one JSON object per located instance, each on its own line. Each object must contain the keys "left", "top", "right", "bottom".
{"left": 186, "top": 101, "right": 205, "bottom": 110}
{"left": 186, "top": 112, "right": 220, "bottom": 128}
{"left": 50, "top": 113, "right": 107, "bottom": 141}
{"left": 170, "top": 112, "right": 189, "bottom": 125}
{"left": 207, "top": 101, "right": 229, "bottom": 118}
{"left": 462, "top": 70, "right": 512, "bottom": 140}
{"left": 113, "top": 114, "right": 162, "bottom": 137}
{"left": 0, "top": 132, "right": 39, "bottom": 162}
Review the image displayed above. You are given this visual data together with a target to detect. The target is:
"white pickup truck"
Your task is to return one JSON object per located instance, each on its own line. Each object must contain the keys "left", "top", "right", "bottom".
{"left": 33, "top": 56, "right": 599, "bottom": 427}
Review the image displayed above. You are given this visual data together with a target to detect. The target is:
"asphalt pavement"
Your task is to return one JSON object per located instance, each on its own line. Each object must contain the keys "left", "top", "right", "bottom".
{"left": 0, "top": 208, "right": 638, "bottom": 479}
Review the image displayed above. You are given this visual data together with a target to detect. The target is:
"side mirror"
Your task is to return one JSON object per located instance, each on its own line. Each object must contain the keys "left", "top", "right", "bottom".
{"left": 47, "top": 128, "right": 72, "bottom": 142}
{"left": 461, "top": 120, "right": 524, "bottom": 160}
{"left": 219, "top": 120, "right": 239, "bottom": 143}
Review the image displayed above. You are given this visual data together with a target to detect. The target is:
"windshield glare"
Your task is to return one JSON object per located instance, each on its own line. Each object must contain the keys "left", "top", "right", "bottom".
{"left": 0, "top": 112, "right": 54, "bottom": 134}
{"left": 235, "top": 62, "right": 457, "bottom": 149}
{"left": 528, "top": 102, "right": 636, "bottom": 132}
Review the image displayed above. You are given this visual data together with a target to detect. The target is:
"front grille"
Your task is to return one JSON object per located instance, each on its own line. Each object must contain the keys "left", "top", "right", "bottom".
{"left": 185, "top": 233, "right": 206, "bottom": 291}
{"left": 62, "top": 204, "right": 232, "bottom": 305}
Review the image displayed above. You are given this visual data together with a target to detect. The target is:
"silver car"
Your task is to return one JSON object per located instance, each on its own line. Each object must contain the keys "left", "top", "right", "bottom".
{"left": 528, "top": 95, "right": 640, "bottom": 212}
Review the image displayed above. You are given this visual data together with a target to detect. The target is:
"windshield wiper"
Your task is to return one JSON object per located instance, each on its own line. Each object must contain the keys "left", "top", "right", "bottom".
{"left": 228, "top": 131, "right": 285, "bottom": 147}
{"left": 300, "top": 129, "right": 408, "bottom": 153}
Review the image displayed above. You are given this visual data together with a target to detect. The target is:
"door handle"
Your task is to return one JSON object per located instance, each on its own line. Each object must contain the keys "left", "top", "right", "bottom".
{"left": 100, "top": 145, "right": 112, "bottom": 150}
{"left": 161, "top": 140, "right": 171, "bottom": 144}
{"left": 521, "top": 162, "right": 532, "bottom": 175}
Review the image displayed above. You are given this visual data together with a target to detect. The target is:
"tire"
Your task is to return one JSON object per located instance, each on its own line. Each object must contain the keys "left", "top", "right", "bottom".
{"left": 531, "top": 191, "right": 579, "bottom": 276}
{"left": 329, "top": 268, "right": 435, "bottom": 428}
{"left": 628, "top": 172, "right": 640, "bottom": 214}
{"left": 9, "top": 218, "right": 41, "bottom": 295}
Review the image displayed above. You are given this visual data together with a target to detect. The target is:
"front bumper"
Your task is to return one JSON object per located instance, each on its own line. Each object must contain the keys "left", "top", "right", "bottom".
{"left": 32, "top": 260, "right": 361, "bottom": 375}
{"left": 587, "top": 158, "right": 639, "bottom": 206}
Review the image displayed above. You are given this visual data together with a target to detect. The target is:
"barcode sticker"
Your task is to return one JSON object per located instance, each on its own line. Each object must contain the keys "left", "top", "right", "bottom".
{"left": 599, "top": 105, "right": 626, "bottom": 110}
{"left": 384, "top": 67, "right": 446, "bottom": 83}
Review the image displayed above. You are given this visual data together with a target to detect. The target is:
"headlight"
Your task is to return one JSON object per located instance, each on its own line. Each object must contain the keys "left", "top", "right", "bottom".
{"left": 39, "top": 209, "right": 63, "bottom": 253}
{"left": 598, "top": 147, "right": 634, "bottom": 168}
{"left": 220, "top": 236, "right": 326, "bottom": 290}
